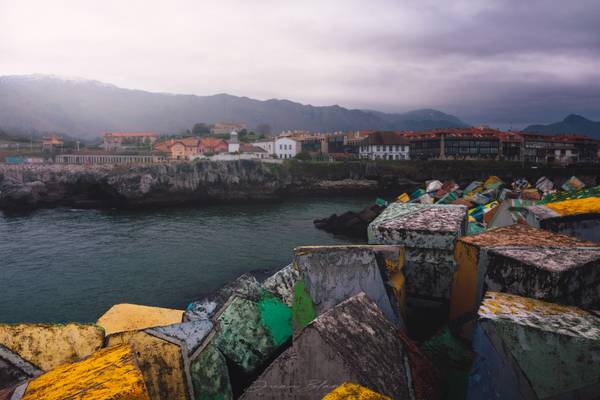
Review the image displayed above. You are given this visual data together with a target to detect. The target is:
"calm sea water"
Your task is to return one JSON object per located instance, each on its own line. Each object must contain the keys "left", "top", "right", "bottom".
{"left": 0, "top": 197, "right": 370, "bottom": 324}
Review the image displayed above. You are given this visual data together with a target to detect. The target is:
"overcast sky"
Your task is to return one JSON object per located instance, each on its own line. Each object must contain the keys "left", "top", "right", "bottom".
{"left": 1, "top": 0, "right": 599, "bottom": 128}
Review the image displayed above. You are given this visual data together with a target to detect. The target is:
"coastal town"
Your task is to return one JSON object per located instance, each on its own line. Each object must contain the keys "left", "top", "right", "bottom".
{"left": 2, "top": 121, "right": 599, "bottom": 166}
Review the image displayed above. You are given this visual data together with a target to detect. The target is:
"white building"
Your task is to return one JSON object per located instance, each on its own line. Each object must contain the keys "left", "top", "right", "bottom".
{"left": 275, "top": 137, "right": 299, "bottom": 159}
{"left": 359, "top": 132, "right": 410, "bottom": 160}
{"left": 253, "top": 137, "right": 299, "bottom": 159}
{"left": 254, "top": 139, "right": 275, "bottom": 154}
{"left": 228, "top": 131, "right": 240, "bottom": 153}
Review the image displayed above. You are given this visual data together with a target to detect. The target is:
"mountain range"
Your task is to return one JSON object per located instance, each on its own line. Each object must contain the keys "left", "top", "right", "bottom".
{"left": 524, "top": 114, "right": 600, "bottom": 138}
{"left": 0, "top": 74, "right": 468, "bottom": 139}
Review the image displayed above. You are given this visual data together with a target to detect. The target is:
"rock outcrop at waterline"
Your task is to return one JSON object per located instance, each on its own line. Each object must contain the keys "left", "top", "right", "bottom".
{"left": 0, "top": 161, "right": 289, "bottom": 209}
{"left": 1, "top": 160, "right": 599, "bottom": 210}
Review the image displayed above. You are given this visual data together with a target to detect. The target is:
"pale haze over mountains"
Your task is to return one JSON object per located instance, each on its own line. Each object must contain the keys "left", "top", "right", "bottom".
{"left": 1, "top": 1, "right": 600, "bottom": 133}
{"left": 0, "top": 75, "right": 468, "bottom": 139}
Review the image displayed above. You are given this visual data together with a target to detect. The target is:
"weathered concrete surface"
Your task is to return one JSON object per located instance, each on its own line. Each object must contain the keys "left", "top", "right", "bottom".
{"left": 189, "top": 342, "right": 233, "bottom": 400}
{"left": 261, "top": 263, "right": 300, "bottom": 306}
{"left": 147, "top": 320, "right": 213, "bottom": 356}
{"left": 368, "top": 203, "right": 467, "bottom": 250}
{"left": 468, "top": 292, "right": 600, "bottom": 400}
{"left": 0, "top": 345, "right": 41, "bottom": 390}
{"left": 450, "top": 224, "right": 600, "bottom": 323}
{"left": 368, "top": 203, "right": 467, "bottom": 301}
{"left": 185, "top": 274, "right": 261, "bottom": 321}
{"left": 107, "top": 331, "right": 188, "bottom": 400}
{"left": 293, "top": 245, "right": 405, "bottom": 330}
{"left": 0, "top": 323, "right": 104, "bottom": 371}
{"left": 20, "top": 345, "right": 151, "bottom": 400}
{"left": 526, "top": 197, "right": 600, "bottom": 242}
{"left": 97, "top": 303, "right": 184, "bottom": 336}
{"left": 241, "top": 293, "right": 437, "bottom": 400}
{"left": 213, "top": 294, "right": 292, "bottom": 374}
{"left": 322, "top": 383, "right": 392, "bottom": 399}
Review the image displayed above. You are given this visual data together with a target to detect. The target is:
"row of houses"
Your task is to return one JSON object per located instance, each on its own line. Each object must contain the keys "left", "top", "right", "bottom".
{"left": 96, "top": 128, "right": 600, "bottom": 164}
{"left": 151, "top": 133, "right": 299, "bottom": 161}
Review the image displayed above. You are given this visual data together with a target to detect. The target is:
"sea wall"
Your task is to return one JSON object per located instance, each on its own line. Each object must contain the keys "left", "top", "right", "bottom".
{"left": 1, "top": 160, "right": 599, "bottom": 209}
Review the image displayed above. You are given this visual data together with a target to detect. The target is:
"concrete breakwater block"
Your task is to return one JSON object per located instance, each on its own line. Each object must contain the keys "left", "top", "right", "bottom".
{"left": 185, "top": 274, "right": 262, "bottom": 321}
{"left": 261, "top": 263, "right": 300, "bottom": 306}
{"left": 15, "top": 345, "right": 151, "bottom": 400}
{"left": 0, "top": 323, "right": 104, "bottom": 373}
{"left": 292, "top": 245, "right": 405, "bottom": 331}
{"left": 367, "top": 203, "right": 467, "bottom": 301}
{"left": 450, "top": 224, "right": 600, "bottom": 325}
{"left": 97, "top": 303, "right": 184, "bottom": 336}
{"left": 241, "top": 293, "right": 440, "bottom": 400}
{"left": 212, "top": 292, "right": 292, "bottom": 375}
{"left": 468, "top": 292, "right": 600, "bottom": 400}
{"left": 107, "top": 318, "right": 233, "bottom": 400}
{"left": 525, "top": 197, "right": 600, "bottom": 242}
{"left": 322, "top": 383, "right": 392, "bottom": 399}
{"left": 0, "top": 344, "right": 42, "bottom": 390}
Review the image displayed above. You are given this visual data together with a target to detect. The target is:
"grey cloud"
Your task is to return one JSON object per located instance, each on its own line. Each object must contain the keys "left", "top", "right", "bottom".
{"left": 0, "top": 0, "right": 599, "bottom": 126}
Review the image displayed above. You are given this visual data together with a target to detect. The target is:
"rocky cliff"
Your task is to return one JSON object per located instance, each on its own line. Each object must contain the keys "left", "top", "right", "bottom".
{"left": 1, "top": 160, "right": 599, "bottom": 210}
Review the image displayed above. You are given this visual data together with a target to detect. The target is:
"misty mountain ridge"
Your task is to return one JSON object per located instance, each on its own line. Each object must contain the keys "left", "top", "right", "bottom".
{"left": 525, "top": 114, "right": 600, "bottom": 138}
{"left": 0, "top": 74, "right": 468, "bottom": 139}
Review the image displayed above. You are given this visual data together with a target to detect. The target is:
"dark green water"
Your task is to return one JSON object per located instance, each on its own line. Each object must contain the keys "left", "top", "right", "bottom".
{"left": 0, "top": 197, "right": 370, "bottom": 324}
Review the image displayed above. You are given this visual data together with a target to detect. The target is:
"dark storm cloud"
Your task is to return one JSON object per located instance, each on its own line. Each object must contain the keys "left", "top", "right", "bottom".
{"left": 1, "top": 0, "right": 599, "bottom": 126}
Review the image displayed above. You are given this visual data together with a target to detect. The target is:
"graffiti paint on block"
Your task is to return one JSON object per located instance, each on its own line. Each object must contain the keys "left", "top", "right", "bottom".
{"left": 185, "top": 274, "right": 262, "bottom": 321}
{"left": 468, "top": 292, "right": 600, "bottom": 400}
{"left": 450, "top": 224, "right": 600, "bottom": 324}
{"left": 261, "top": 264, "right": 300, "bottom": 307}
{"left": 213, "top": 294, "right": 292, "bottom": 374}
{"left": 241, "top": 293, "right": 437, "bottom": 400}
{"left": 107, "top": 330, "right": 188, "bottom": 400}
{"left": 0, "top": 323, "right": 104, "bottom": 372}
{"left": 0, "top": 344, "right": 41, "bottom": 390}
{"left": 97, "top": 304, "right": 184, "bottom": 336}
{"left": 293, "top": 245, "right": 405, "bottom": 328}
{"left": 322, "top": 383, "right": 392, "bottom": 399}
{"left": 20, "top": 345, "right": 151, "bottom": 400}
{"left": 525, "top": 197, "right": 600, "bottom": 242}
{"left": 291, "top": 280, "right": 316, "bottom": 331}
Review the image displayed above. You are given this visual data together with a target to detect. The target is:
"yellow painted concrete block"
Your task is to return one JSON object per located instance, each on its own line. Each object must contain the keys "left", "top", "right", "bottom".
{"left": 22, "top": 345, "right": 151, "bottom": 400}
{"left": 322, "top": 382, "right": 392, "bottom": 399}
{"left": 546, "top": 197, "right": 600, "bottom": 216}
{"left": 0, "top": 323, "right": 104, "bottom": 371}
{"left": 449, "top": 241, "right": 480, "bottom": 321}
{"left": 97, "top": 304, "right": 184, "bottom": 336}
{"left": 107, "top": 331, "right": 187, "bottom": 400}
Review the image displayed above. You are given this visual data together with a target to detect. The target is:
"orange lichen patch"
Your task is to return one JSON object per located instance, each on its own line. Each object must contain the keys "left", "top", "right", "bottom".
{"left": 387, "top": 270, "right": 406, "bottom": 320}
{"left": 450, "top": 241, "right": 481, "bottom": 321}
{"left": 545, "top": 197, "right": 600, "bottom": 216}
{"left": 97, "top": 304, "right": 184, "bottom": 336}
{"left": 0, "top": 323, "right": 104, "bottom": 371}
{"left": 22, "top": 345, "right": 151, "bottom": 400}
{"left": 459, "top": 224, "right": 596, "bottom": 248}
{"left": 107, "top": 331, "right": 187, "bottom": 400}
{"left": 322, "top": 382, "right": 392, "bottom": 399}
{"left": 480, "top": 292, "right": 589, "bottom": 318}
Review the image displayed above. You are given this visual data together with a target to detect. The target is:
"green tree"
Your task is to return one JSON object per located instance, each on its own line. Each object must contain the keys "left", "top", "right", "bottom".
{"left": 294, "top": 151, "right": 311, "bottom": 161}
{"left": 256, "top": 123, "right": 272, "bottom": 136}
{"left": 192, "top": 123, "right": 210, "bottom": 136}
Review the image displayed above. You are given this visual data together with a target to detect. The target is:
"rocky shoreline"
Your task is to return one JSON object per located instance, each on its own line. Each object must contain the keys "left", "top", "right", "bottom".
{"left": 1, "top": 160, "right": 599, "bottom": 210}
